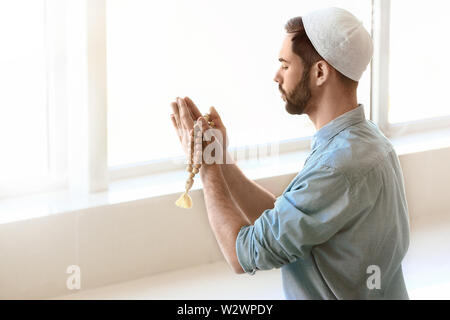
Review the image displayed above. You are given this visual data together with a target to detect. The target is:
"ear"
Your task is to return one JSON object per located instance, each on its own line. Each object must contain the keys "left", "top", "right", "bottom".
{"left": 312, "top": 60, "right": 331, "bottom": 87}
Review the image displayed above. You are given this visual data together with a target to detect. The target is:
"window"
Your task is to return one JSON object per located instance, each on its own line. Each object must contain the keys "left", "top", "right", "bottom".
{"left": 388, "top": 0, "right": 450, "bottom": 124}
{"left": 0, "top": 1, "right": 48, "bottom": 184}
{"left": 106, "top": 0, "right": 372, "bottom": 168}
{"left": 0, "top": 0, "right": 387, "bottom": 199}
{"left": 0, "top": 0, "right": 70, "bottom": 198}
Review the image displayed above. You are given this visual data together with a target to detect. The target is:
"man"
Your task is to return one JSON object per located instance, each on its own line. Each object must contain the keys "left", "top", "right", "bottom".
{"left": 170, "top": 7, "right": 410, "bottom": 299}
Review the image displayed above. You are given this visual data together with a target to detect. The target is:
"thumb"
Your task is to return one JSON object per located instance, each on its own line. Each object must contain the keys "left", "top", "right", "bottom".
{"left": 209, "top": 106, "right": 225, "bottom": 128}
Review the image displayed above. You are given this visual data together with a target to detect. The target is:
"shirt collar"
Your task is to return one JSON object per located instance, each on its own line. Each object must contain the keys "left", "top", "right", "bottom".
{"left": 311, "top": 104, "right": 366, "bottom": 150}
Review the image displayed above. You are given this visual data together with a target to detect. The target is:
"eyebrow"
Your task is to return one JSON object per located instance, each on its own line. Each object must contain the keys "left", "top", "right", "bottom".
{"left": 279, "top": 58, "right": 290, "bottom": 63}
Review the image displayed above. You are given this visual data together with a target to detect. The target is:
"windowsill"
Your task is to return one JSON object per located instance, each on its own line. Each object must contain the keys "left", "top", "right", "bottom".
{"left": 2, "top": 127, "right": 450, "bottom": 225}
{"left": 0, "top": 149, "right": 310, "bottom": 225}
{"left": 388, "top": 127, "right": 450, "bottom": 155}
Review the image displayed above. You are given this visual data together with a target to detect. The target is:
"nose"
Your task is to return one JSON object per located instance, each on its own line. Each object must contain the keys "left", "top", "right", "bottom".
{"left": 274, "top": 69, "right": 282, "bottom": 84}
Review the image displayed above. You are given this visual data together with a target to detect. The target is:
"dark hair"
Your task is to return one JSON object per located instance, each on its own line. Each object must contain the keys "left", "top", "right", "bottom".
{"left": 284, "top": 16, "right": 358, "bottom": 87}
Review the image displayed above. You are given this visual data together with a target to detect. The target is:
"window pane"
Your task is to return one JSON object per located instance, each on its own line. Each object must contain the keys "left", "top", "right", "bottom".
{"left": 0, "top": 1, "right": 48, "bottom": 180}
{"left": 107, "top": 0, "right": 372, "bottom": 167}
{"left": 389, "top": 0, "right": 450, "bottom": 123}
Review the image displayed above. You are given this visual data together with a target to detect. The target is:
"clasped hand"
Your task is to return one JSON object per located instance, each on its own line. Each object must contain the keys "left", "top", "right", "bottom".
{"left": 170, "top": 97, "right": 229, "bottom": 166}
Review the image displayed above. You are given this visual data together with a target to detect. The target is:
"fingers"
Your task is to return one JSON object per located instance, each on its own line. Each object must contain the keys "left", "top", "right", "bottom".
{"left": 177, "top": 97, "right": 194, "bottom": 130}
{"left": 170, "top": 114, "right": 182, "bottom": 142}
{"left": 208, "top": 106, "right": 224, "bottom": 128}
{"left": 184, "top": 96, "right": 202, "bottom": 120}
{"left": 208, "top": 106, "right": 229, "bottom": 149}
{"left": 170, "top": 101, "right": 181, "bottom": 128}
{"left": 170, "top": 101, "right": 183, "bottom": 141}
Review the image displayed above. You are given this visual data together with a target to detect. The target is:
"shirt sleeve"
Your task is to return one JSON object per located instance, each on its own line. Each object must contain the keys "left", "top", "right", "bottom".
{"left": 236, "top": 165, "right": 362, "bottom": 275}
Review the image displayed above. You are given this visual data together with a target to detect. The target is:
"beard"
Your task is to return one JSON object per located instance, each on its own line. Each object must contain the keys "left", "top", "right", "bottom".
{"left": 280, "top": 67, "right": 312, "bottom": 115}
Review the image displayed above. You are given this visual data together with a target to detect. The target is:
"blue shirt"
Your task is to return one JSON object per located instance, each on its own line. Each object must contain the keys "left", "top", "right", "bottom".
{"left": 236, "top": 105, "right": 410, "bottom": 299}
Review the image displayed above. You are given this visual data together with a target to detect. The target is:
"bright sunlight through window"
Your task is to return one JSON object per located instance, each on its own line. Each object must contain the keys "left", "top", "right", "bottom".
{"left": 106, "top": 0, "right": 372, "bottom": 167}
{"left": 388, "top": 0, "right": 450, "bottom": 124}
{"left": 0, "top": 1, "right": 47, "bottom": 181}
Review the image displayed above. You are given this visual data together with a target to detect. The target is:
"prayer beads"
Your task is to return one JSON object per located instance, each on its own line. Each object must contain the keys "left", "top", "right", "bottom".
{"left": 175, "top": 113, "right": 215, "bottom": 209}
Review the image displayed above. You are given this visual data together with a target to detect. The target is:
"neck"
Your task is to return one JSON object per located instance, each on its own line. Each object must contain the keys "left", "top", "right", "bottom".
{"left": 306, "top": 87, "right": 358, "bottom": 131}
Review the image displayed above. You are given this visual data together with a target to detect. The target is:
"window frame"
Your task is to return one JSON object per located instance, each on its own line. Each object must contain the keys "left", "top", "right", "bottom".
{"left": 0, "top": 0, "right": 68, "bottom": 198}
{"left": 370, "top": 0, "right": 450, "bottom": 138}
{"left": 0, "top": 0, "right": 108, "bottom": 199}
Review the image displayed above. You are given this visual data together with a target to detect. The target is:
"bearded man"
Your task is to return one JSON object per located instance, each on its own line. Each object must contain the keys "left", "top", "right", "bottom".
{"left": 170, "top": 7, "right": 410, "bottom": 300}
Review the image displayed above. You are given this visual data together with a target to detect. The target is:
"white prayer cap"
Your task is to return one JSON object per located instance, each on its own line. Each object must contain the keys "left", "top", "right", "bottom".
{"left": 302, "top": 7, "right": 373, "bottom": 82}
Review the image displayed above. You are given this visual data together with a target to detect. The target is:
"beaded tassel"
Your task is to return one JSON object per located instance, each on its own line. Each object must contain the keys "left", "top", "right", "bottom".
{"left": 175, "top": 113, "right": 215, "bottom": 209}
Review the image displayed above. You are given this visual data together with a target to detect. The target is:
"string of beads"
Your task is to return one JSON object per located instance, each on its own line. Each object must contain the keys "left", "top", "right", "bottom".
{"left": 175, "top": 113, "right": 215, "bottom": 209}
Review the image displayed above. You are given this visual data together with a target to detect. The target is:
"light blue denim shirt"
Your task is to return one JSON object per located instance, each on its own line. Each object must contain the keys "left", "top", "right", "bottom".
{"left": 236, "top": 104, "right": 410, "bottom": 299}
